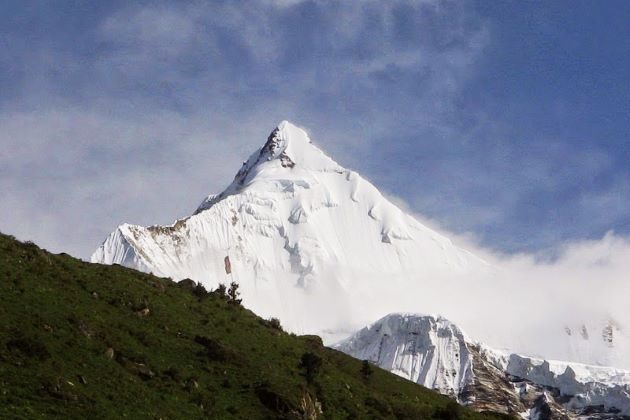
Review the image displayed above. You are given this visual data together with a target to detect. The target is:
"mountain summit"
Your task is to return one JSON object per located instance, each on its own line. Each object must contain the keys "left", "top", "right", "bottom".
{"left": 239, "top": 120, "right": 340, "bottom": 173}
{"left": 194, "top": 121, "right": 343, "bottom": 215}
{"left": 92, "top": 121, "right": 486, "bottom": 339}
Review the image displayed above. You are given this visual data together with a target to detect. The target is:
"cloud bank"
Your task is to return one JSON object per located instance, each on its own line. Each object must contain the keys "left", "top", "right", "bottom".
{"left": 356, "top": 202, "right": 630, "bottom": 367}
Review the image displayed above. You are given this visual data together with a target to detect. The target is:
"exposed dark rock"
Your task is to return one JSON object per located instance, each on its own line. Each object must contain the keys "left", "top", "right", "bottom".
{"left": 177, "top": 278, "right": 196, "bottom": 290}
{"left": 194, "top": 335, "right": 233, "bottom": 362}
{"left": 255, "top": 385, "right": 296, "bottom": 415}
{"left": 462, "top": 345, "right": 524, "bottom": 415}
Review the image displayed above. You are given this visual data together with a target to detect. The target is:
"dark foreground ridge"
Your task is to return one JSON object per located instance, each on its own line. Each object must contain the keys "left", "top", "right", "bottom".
{"left": 0, "top": 233, "right": 511, "bottom": 419}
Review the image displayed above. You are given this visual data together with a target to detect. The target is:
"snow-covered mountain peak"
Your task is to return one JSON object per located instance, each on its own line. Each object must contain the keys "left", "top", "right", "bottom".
{"left": 195, "top": 120, "right": 342, "bottom": 214}
{"left": 258, "top": 120, "right": 327, "bottom": 166}
{"left": 93, "top": 121, "right": 487, "bottom": 339}
{"left": 334, "top": 313, "right": 474, "bottom": 398}
{"left": 359, "top": 312, "right": 471, "bottom": 343}
{"left": 237, "top": 120, "right": 341, "bottom": 178}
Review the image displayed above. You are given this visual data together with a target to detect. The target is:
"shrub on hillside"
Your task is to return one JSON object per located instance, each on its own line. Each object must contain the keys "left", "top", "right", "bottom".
{"left": 299, "top": 352, "right": 322, "bottom": 385}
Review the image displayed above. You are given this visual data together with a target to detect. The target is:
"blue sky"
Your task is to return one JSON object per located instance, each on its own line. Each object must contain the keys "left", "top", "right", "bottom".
{"left": 0, "top": 0, "right": 629, "bottom": 258}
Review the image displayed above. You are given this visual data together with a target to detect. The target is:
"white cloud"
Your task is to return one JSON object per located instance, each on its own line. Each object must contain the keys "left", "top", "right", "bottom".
{"left": 360, "top": 192, "right": 629, "bottom": 366}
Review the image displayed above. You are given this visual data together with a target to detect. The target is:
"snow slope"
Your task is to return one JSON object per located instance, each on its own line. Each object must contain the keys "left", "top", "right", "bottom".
{"left": 335, "top": 313, "right": 630, "bottom": 418}
{"left": 93, "top": 121, "right": 488, "bottom": 339}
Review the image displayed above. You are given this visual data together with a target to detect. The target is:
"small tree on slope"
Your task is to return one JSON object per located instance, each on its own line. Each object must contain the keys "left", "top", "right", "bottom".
{"left": 299, "top": 352, "right": 322, "bottom": 385}
{"left": 227, "top": 281, "right": 242, "bottom": 305}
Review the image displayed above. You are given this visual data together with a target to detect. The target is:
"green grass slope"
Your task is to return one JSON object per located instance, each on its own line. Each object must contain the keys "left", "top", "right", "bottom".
{"left": 0, "top": 233, "right": 511, "bottom": 419}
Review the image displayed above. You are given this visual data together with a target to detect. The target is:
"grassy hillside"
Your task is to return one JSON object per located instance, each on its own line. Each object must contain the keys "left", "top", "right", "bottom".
{"left": 0, "top": 233, "right": 510, "bottom": 419}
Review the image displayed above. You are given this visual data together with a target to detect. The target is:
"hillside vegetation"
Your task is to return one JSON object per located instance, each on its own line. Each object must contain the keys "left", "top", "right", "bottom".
{"left": 0, "top": 233, "right": 510, "bottom": 419}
